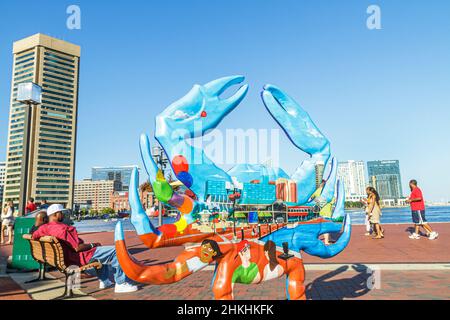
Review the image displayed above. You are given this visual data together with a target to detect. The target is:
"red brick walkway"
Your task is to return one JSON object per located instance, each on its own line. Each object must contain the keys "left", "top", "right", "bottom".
{"left": 45, "top": 265, "right": 450, "bottom": 300}
{"left": 76, "top": 223, "right": 450, "bottom": 265}
{"left": 2, "top": 223, "right": 449, "bottom": 300}
{"left": 0, "top": 277, "right": 31, "bottom": 300}
{"left": 303, "top": 223, "right": 450, "bottom": 264}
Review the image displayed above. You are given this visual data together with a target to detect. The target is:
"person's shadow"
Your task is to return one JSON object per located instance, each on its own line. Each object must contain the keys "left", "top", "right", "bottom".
{"left": 305, "top": 264, "right": 372, "bottom": 300}
{"left": 405, "top": 226, "right": 428, "bottom": 237}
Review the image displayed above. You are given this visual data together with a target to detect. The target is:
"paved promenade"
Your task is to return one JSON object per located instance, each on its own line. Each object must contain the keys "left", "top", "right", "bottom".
{"left": 1, "top": 223, "right": 449, "bottom": 300}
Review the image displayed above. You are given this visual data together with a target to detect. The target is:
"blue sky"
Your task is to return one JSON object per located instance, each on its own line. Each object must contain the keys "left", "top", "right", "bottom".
{"left": 0, "top": 0, "right": 449, "bottom": 201}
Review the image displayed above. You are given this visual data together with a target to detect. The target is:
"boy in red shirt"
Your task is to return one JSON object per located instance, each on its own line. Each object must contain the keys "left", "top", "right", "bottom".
{"left": 406, "top": 180, "right": 438, "bottom": 240}
{"left": 25, "top": 197, "right": 37, "bottom": 214}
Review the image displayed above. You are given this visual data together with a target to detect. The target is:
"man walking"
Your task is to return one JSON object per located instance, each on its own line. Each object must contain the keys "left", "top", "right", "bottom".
{"left": 406, "top": 180, "right": 438, "bottom": 240}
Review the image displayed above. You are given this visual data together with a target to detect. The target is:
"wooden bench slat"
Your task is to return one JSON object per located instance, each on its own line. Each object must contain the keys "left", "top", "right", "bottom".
{"left": 22, "top": 234, "right": 104, "bottom": 299}
{"left": 22, "top": 234, "right": 102, "bottom": 274}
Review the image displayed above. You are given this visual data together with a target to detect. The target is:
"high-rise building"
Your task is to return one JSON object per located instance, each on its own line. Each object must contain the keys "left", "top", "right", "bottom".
{"left": 91, "top": 166, "right": 138, "bottom": 191}
{"left": 2, "top": 34, "right": 80, "bottom": 210}
{"left": 337, "top": 160, "right": 367, "bottom": 201}
{"left": 0, "top": 161, "right": 6, "bottom": 207}
{"left": 315, "top": 161, "right": 325, "bottom": 188}
{"left": 367, "top": 160, "right": 403, "bottom": 200}
{"left": 74, "top": 179, "right": 122, "bottom": 211}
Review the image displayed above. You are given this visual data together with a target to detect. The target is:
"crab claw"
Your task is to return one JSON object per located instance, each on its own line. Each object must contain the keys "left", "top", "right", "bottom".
{"left": 261, "top": 85, "right": 331, "bottom": 203}
{"left": 203, "top": 75, "right": 247, "bottom": 99}
{"left": 154, "top": 76, "right": 248, "bottom": 200}
{"left": 262, "top": 84, "right": 330, "bottom": 155}
{"left": 156, "top": 75, "right": 248, "bottom": 139}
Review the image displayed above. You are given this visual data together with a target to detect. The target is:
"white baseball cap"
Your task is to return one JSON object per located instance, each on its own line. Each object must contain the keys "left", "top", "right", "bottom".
{"left": 47, "top": 204, "right": 64, "bottom": 216}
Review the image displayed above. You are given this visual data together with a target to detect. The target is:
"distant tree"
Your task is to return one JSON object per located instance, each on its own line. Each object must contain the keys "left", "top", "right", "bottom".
{"left": 101, "top": 207, "right": 115, "bottom": 214}
{"left": 345, "top": 201, "right": 364, "bottom": 209}
{"left": 140, "top": 181, "right": 153, "bottom": 193}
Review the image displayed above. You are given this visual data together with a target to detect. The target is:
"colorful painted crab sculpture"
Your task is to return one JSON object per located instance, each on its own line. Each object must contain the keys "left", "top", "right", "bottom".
{"left": 115, "top": 75, "right": 351, "bottom": 300}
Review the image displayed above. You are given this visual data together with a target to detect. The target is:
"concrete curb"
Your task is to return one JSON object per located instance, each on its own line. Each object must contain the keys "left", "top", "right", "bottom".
{"left": 9, "top": 272, "right": 95, "bottom": 300}
{"left": 200, "top": 263, "right": 450, "bottom": 272}
{"left": 303, "top": 263, "right": 450, "bottom": 271}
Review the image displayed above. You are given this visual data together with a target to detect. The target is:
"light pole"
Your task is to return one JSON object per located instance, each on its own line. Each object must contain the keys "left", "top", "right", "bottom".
{"left": 151, "top": 145, "right": 168, "bottom": 227}
{"left": 226, "top": 181, "right": 242, "bottom": 239}
{"left": 16, "top": 82, "right": 42, "bottom": 216}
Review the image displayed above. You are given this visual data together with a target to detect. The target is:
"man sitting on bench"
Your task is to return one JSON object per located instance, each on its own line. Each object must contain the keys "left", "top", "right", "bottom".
{"left": 32, "top": 204, "right": 138, "bottom": 293}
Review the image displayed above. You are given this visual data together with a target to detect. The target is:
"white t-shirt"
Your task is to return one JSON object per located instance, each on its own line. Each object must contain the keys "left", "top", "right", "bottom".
{"left": 1, "top": 208, "right": 15, "bottom": 225}
{"left": 263, "top": 264, "right": 284, "bottom": 281}
{"left": 185, "top": 256, "right": 208, "bottom": 273}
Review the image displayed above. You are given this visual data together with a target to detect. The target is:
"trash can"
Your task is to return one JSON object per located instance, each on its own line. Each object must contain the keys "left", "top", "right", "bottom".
{"left": 10, "top": 209, "right": 73, "bottom": 270}
{"left": 11, "top": 216, "right": 39, "bottom": 270}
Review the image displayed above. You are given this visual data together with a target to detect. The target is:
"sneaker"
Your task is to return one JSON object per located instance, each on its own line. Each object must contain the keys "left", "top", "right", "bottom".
{"left": 114, "top": 282, "right": 138, "bottom": 293}
{"left": 428, "top": 232, "right": 439, "bottom": 240}
{"left": 408, "top": 233, "right": 420, "bottom": 239}
{"left": 99, "top": 279, "right": 114, "bottom": 289}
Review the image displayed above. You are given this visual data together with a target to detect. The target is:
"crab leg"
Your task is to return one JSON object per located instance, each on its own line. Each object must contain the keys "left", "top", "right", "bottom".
{"left": 332, "top": 179, "right": 346, "bottom": 220}
{"left": 133, "top": 134, "right": 196, "bottom": 236}
{"left": 115, "top": 221, "right": 208, "bottom": 284}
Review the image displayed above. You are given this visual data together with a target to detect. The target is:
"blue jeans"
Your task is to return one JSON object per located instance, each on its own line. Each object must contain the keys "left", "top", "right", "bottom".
{"left": 89, "top": 246, "right": 127, "bottom": 285}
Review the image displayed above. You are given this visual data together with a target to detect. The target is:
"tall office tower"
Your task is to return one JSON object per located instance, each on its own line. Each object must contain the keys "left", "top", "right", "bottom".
{"left": 337, "top": 160, "right": 367, "bottom": 201}
{"left": 367, "top": 160, "right": 403, "bottom": 200}
{"left": 0, "top": 161, "right": 5, "bottom": 207}
{"left": 2, "top": 34, "right": 80, "bottom": 211}
{"left": 315, "top": 161, "right": 325, "bottom": 188}
{"left": 91, "top": 166, "right": 138, "bottom": 191}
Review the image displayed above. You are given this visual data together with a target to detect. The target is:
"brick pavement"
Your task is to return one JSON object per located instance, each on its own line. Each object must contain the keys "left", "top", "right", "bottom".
{"left": 1, "top": 223, "right": 449, "bottom": 300}
{"left": 0, "top": 277, "right": 31, "bottom": 300}
{"left": 44, "top": 265, "right": 450, "bottom": 300}
{"left": 77, "top": 223, "right": 450, "bottom": 264}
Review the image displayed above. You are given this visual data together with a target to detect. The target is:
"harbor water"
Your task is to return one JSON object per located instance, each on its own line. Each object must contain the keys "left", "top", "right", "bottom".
{"left": 74, "top": 206, "right": 450, "bottom": 233}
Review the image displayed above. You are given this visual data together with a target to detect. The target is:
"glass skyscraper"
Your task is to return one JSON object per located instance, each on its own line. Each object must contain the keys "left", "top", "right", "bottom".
{"left": 367, "top": 160, "right": 403, "bottom": 200}
{"left": 91, "top": 165, "right": 138, "bottom": 191}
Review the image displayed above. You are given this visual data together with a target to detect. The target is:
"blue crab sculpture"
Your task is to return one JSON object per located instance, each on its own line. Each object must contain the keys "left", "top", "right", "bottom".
{"left": 120, "top": 75, "right": 351, "bottom": 259}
